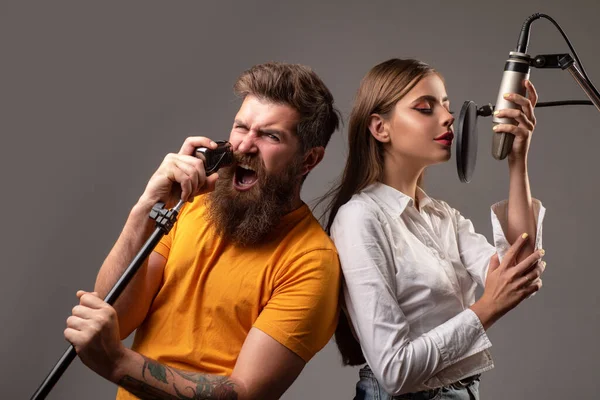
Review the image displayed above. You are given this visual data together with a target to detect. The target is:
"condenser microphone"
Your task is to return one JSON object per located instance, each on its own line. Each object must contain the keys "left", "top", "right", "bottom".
{"left": 491, "top": 14, "right": 540, "bottom": 160}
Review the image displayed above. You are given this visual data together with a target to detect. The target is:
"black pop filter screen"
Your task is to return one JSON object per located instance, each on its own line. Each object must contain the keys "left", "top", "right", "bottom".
{"left": 455, "top": 101, "right": 479, "bottom": 183}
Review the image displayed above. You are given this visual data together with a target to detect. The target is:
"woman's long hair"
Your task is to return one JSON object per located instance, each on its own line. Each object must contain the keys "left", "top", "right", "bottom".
{"left": 323, "top": 58, "right": 436, "bottom": 366}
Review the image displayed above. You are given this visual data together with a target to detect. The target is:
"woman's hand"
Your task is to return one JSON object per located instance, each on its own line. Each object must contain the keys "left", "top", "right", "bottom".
{"left": 493, "top": 79, "right": 538, "bottom": 164}
{"left": 470, "top": 233, "right": 546, "bottom": 330}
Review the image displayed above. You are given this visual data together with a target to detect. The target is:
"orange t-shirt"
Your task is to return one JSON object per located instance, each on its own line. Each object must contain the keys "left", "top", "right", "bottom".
{"left": 116, "top": 197, "right": 340, "bottom": 399}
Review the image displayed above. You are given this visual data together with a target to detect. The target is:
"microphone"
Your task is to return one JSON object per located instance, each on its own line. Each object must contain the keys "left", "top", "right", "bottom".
{"left": 491, "top": 14, "right": 540, "bottom": 160}
{"left": 194, "top": 140, "right": 234, "bottom": 175}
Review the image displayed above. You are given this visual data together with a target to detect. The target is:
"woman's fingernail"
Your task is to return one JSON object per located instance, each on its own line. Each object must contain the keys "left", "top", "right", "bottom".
{"left": 521, "top": 233, "right": 529, "bottom": 239}
{"left": 503, "top": 93, "right": 510, "bottom": 99}
{"left": 492, "top": 125, "right": 499, "bottom": 131}
{"left": 210, "top": 141, "right": 217, "bottom": 147}
{"left": 539, "top": 249, "right": 545, "bottom": 256}
{"left": 493, "top": 110, "right": 500, "bottom": 116}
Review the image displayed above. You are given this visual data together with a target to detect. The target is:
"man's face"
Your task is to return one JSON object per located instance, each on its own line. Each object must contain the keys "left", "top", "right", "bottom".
{"left": 227, "top": 95, "right": 302, "bottom": 191}
{"left": 207, "top": 95, "right": 306, "bottom": 246}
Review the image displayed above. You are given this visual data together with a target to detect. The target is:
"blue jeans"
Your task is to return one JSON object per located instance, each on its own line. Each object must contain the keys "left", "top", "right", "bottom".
{"left": 354, "top": 366, "right": 480, "bottom": 400}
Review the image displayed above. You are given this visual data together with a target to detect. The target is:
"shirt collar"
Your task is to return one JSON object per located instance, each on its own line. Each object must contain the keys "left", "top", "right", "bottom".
{"left": 365, "top": 182, "right": 434, "bottom": 216}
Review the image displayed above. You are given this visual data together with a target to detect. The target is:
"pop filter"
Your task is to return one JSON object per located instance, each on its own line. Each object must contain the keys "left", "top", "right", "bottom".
{"left": 455, "top": 101, "right": 493, "bottom": 183}
{"left": 455, "top": 101, "right": 477, "bottom": 183}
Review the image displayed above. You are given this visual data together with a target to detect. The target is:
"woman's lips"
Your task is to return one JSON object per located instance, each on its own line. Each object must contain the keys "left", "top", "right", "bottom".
{"left": 434, "top": 131, "right": 454, "bottom": 146}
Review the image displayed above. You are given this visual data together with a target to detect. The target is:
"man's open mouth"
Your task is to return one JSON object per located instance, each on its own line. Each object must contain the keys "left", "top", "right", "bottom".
{"left": 233, "top": 164, "right": 258, "bottom": 191}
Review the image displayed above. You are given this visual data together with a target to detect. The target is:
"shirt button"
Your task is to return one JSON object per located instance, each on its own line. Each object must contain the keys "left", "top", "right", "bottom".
{"left": 439, "top": 253, "right": 446, "bottom": 260}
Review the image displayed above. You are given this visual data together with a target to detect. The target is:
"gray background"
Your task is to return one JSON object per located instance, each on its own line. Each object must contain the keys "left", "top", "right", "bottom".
{"left": 2, "top": 0, "right": 598, "bottom": 398}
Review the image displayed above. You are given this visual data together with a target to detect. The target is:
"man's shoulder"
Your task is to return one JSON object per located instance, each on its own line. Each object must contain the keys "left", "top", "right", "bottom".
{"left": 265, "top": 206, "right": 339, "bottom": 281}
{"left": 285, "top": 205, "right": 337, "bottom": 253}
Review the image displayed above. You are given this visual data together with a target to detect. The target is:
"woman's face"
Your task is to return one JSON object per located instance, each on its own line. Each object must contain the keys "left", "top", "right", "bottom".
{"left": 382, "top": 73, "right": 455, "bottom": 167}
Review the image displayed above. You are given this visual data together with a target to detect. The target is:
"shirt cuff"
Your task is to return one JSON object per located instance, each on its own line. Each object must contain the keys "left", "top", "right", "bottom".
{"left": 491, "top": 198, "right": 546, "bottom": 262}
{"left": 429, "top": 308, "right": 492, "bottom": 369}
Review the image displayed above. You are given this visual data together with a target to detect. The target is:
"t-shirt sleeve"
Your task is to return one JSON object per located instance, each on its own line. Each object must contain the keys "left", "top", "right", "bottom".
{"left": 152, "top": 202, "right": 187, "bottom": 260}
{"left": 253, "top": 248, "right": 341, "bottom": 362}
{"left": 153, "top": 231, "right": 172, "bottom": 260}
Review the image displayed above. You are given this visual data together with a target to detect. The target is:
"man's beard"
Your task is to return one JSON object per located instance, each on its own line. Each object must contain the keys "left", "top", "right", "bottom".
{"left": 206, "top": 153, "right": 302, "bottom": 247}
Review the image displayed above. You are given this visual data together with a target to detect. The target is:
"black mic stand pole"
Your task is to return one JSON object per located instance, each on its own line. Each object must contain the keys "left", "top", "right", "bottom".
{"left": 527, "top": 53, "right": 600, "bottom": 111}
{"left": 559, "top": 55, "right": 600, "bottom": 112}
{"left": 30, "top": 199, "right": 186, "bottom": 400}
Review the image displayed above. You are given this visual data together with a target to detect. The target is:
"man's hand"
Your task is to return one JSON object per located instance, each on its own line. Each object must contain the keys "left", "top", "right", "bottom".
{"left": 64, "top": 291, "right": 126, "bottom": 382}
{"left": 139, "top": 136, "right": 220, "bottom": 209}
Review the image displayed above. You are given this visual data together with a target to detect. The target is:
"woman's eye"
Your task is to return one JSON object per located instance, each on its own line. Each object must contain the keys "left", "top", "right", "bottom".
{"left": 414, "top": 108, "right": 433, "bottom": 114}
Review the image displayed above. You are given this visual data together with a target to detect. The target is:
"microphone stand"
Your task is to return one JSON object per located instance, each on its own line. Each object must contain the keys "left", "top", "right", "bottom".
{"left": 30, "top": 140, "right": 233, "bottom": 399}
{"left": 30, "top": 200, "right": 185, "bottom": 400}
{"left": 556, "top": 55, "right": 600, "bottom": 111}
{"left": 500, "top": 52, "right": 598, "bottom": 110}
{"left": 486, "top": 52, "right": 599, "bottom": 113}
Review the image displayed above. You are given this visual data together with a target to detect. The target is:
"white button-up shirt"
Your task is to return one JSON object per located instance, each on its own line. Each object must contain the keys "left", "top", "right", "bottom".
{"left": 330, "top": 182, "right": 545, "bottom": 395}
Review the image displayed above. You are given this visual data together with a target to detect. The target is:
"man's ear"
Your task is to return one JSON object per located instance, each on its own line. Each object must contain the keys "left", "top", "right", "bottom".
{"left": 368, "top": 113, "right": 390, "bottom": 143}
{"left": 301, "top": 146, "right": 325, "bottom": 176}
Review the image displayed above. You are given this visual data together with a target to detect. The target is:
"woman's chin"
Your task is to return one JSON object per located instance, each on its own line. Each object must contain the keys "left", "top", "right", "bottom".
{"left": 424, "top": 152, "right": 451, "bottom": 166}
{"left": 435, "top": 148, "right": 452, "bottom": 162}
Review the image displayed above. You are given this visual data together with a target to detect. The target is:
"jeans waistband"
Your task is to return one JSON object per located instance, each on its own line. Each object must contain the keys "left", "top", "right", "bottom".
{"left": 359, "top": 365, "right": 480, "bottom": 390}
{"left": 452, "top": 374, "right": 481, "bottom": 389}
{"left": 358, "top": 366, "right": 373, "bottom": 379}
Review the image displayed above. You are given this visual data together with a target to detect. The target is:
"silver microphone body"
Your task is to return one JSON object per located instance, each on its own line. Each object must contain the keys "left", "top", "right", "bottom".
{"left": 492, "top": 51, "right": 531, "bottom": 160}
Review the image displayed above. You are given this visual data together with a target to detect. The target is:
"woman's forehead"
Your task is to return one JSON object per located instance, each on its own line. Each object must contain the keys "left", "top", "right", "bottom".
{"left": 402, "top": 74, "right": 448, "bottom": 103}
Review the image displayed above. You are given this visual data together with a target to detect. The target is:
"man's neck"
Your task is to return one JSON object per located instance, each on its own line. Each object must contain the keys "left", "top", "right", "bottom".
{"left": 290, "top": 195, "right": 304, "bottom": 213}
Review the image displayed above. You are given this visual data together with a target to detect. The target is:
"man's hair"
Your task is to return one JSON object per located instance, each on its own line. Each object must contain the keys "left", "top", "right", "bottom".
{"left": 234, "top": 62, "right": 340, "bottom": 152}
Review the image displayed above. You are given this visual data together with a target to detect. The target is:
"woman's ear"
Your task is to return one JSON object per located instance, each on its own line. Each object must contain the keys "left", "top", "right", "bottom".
{"left": 368, "top": 113, "right": 390, "bottom": 143}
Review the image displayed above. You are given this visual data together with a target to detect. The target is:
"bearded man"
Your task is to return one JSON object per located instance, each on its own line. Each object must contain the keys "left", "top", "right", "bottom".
{"left": 64, "top": 62, "right": 341, "bottom": 400}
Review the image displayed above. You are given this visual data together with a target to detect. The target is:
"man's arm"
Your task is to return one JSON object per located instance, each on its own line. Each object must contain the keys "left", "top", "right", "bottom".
{"left": 95, "top": 200, "right": 166, "bottom": 339}
{"left": 116, "top": 328, "right": 304, "bottom": 400}
{"left": 65, "top": 292, "right": 305, "bottom": 400}
{"left": 93, "top": 136, "right": 219, "bottom": 337}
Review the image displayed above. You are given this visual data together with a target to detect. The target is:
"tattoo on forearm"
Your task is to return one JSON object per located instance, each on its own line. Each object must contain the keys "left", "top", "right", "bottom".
{"left": 118, "top": 356, "right": 238, "bottom": 400}
{"left": 142, "top": 357, "right": 174, "bottom": 384}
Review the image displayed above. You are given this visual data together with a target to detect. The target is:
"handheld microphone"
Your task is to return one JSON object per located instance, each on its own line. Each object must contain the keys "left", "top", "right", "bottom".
{"left": 194, "top": 140, "right": 234, "bottom": 175}
{"left": 492, "top": 14, "right": 540, "bottom": 160}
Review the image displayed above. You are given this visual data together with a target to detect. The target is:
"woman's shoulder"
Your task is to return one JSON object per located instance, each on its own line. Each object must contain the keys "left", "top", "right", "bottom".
{"left": 418, "top": 188, "right": 456, "bottom": 214}
{"left": 333, "top": 185, "right": 388, "bottom": 227}
{"left": 339, "top": 185, "right": 386, "bottom": 212}
{"left": 429, "top": 197, "right": 454, "bottom": 211}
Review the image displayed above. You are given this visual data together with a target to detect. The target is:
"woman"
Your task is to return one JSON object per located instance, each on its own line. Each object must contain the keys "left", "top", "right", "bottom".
{"left": 326, "top": 59, "right": 546, "bottom": 399}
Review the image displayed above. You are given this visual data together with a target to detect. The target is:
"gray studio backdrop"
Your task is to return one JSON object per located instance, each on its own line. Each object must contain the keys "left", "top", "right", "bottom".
{"left": 2, "top": 0, "right": 598, "bottom": 398}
